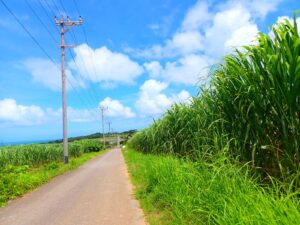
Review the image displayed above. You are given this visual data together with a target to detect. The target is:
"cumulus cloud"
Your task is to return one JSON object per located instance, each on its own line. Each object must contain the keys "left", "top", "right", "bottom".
{"left": 145, "top": 54, "right": 211, "bottom": 85}
{"left": 0, "top": 98, "right": 45, "bottom": 125}
{"left": 271, "top": 16, "right": 300, "bottom": 35}
{"left": 22, "top": 45, "right": 144, "bottom": 91}
{"left": 132, "top": 1, "right": 261, "bottom": 59}
{"left": 130, "top": 0, "right": 270, "bottom": 86}
{"left": 135, "top": 79, "right": 191, "bottom": 116}
{"left": 22, "top": 58, "right": 85, "bottom": 91}
{"left": 47, "top": 107, "right": 99, "bottom": 123}
{"left": 0, "top": 98, "right": 100, "bottom": 125}
{"left": 239, "top": 0, "right": 283, "bottom": 19}
{"left": 70, "top": 44, "right": 144, "bottom": 85}
{"left": 0, "top": 96, "right": 137, "bottom": 126}
{"left": 135, "top": 31, "right": 204, "bottom": 59}
{"left": 203, "top": 4, "right": 259, "bottom": 57}
{"left": 68, "top": 107, "right": 98, "bottom": 123}
{"left": 181, "top": 1, "right": 212, "bottom": 31}
{"left": 99, "top": 97, "right": 135, "bottom": 118}
{"left": 144, "top": 61, "right": 163, "bottom": 78}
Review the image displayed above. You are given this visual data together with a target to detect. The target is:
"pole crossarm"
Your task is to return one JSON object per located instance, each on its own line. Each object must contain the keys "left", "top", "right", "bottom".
{"left": 55, "top": 16, "right": 83, "bottom": 27}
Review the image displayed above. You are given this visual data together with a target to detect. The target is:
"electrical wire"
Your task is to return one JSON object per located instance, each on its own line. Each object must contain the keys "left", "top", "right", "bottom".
{"left": 25, "top": 0, "right": 58, "bottom": 44}
{"left": 45, "top": 0, "right": 101, "bottom": 107}
{"left": 39, "top": 0, "right": 100, "bottom": 109}
{"left": 70, "top": 0, "right": 104, "bottom": 103}
{"left": 1, "top": 0, "right": 98, "bottom": 116}
{"left": 26, "top": 0, "right": 95, "bottom": 110}
{"left": 37, "top": 0, "right": 60, "bottom": 33}
{"left": 0, "top": 0, "right": 57, "bottom": 66}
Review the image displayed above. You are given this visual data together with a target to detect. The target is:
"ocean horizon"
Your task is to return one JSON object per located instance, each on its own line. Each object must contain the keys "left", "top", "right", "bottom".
{"left": 0, "top": 139, "right": 52, "bottom": 147}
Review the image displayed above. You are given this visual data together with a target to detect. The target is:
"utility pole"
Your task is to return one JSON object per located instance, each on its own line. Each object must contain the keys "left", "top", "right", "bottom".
{"left": 107, "top": 121, "right": 111, "bottom": 134}
{"left": 55, "top": 15, "right": 83, "bottom": 164}
{"left": 117, "top": 135, "right": 120, "bottom": 148}
{"left": 100, "top": 106, "right": 107, "bottom": 148}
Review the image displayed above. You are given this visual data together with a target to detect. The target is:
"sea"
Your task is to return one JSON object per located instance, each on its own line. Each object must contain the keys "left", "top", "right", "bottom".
{"left": 0, "top": 139, "right": 51, "bottom": 147}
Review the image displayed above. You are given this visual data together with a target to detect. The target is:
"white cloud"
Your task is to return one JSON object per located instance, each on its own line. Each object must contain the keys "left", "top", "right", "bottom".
{"left": 22, "top": 58, "right": 85, "bottom": 91}
{"left": 203, "top": 4, "right": 259, "bottom": 57}
{"left": 135, "top": 79, "right": 191, "bottom": 116}
{"left": 67, "top": 107, "right": 98, "bottom": 123}
{"left": 144, "top": 54, "right": 212, "bottom": 85}
{"left": 46, "top": 107, "right": 98, "bottom": 123}
{"left": 170, "top": 90, "right": 192, "bottom": 104}
{"left": 71, "top": 44, "right": 144, "bottom": 84}
{"left": 99, "top": 97, "right": 135, "bottom": 118}
{"left": 167, "top": 31, "right": 204, "bottom": 55}
{"left": 134, "top": 30, "right": 204, "bottom": 59}
{"left": 0, "top": 98, "right": 45, "bottom": 125}
{"left": 181, "top": 1, "right": 211, "bottom": 31}
{"left": 271, "top": 16, "right": 300, "bottom": 35}
{"left": 132, "top": 1, "right": 260, "bottom": 60}
{"left": 0, "top": 98, "right": 99, "bottom": 125}
{"left": 225, "top": 24, "right": 259, "bottom": 49}
{"left": 267, "top": 16, "right": 300, "bottom": 40}
{"left": 129, "top": 0, "right": 264, "bottom": 87}
{"left": 244, "top": 0, "right": 283, "bottom": 19}
{"left": 0, "top": 96, "right": 136, "bottom": 126}
{"left": 144, "top": 61, "right": 163, "bottom": 78}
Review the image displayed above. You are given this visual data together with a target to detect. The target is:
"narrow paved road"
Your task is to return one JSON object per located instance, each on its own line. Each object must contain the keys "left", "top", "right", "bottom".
{"left": 0, "top": 148, "right": 146, "bottom": 225}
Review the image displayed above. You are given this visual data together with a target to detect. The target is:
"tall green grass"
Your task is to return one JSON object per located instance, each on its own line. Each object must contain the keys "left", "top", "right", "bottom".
{"left": 0, "top": 139, "right": 105, "bottom": 206}
{"left": 128, "top": 15, "right": 300, "bottom": 178}
{"left": 0, "top": 139, "right": 103, "bottom": 168}
{"left": 124, "top": 148, "right": 300, "bottom": 225}
{"left": 0, "top": 150, "right": 106, "bottom": 207}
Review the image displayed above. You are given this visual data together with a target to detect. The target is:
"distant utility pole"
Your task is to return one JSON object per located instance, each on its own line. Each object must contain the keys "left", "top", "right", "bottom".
{"left": 107, "top": 121, "right": 112, "bottom": 134}
{"left": 55, "top": 15, "right": 83, "bottom": 164}
{"left": 100, "top": 106, "right": 107, "bottom": 148}
{"left": 117, "top": 135, "right": 120, "bottom": 148}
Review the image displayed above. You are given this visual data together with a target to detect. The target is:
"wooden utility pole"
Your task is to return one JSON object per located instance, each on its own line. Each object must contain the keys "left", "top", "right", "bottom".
{"left": 55, "top": 15, "right": 82, "bottom": 164}
{"left": 100, "top": 106, "right": 107, "bottom": 148}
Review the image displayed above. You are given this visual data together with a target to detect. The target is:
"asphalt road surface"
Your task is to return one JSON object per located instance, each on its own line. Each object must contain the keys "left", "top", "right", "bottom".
{"left": 0, "top": 148, "right": 146, "bottom": 225}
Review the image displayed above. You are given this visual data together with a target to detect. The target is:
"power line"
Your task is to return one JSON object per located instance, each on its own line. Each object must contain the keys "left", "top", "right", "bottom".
{"left": 1, "top": 0, "right": 101, "bottom": 128}
{"left": 39, "top": 1, "right": 100, "bottom": 109}
{"left": 0, "top": 0, "right": 57, "bottom": 66}
{"left": 68, "top": 30, "right": 100, "bottom": 103}
{"left": 25, "top": 0, "right": 58, "bottom": 44}
{"left": 43, "top": 0, "right": 57, "bottom": 19}
{"left": 37, "top": 0, "right": 60, "bottom": 33}
{"left": 72, "top": 0, "right": 81, "bottom": 16}
{"left": 55, "top": 15, "right": 83, "bottom": 164}
{"left": 71, "top": 0, "right": 103, "bottom": 104}
{"left": 1, "top": 1, "right": 101, "bottom": 150}
{"left": 50, "top": 0, "right": 61, "bottom": 15}
{"left": 47, "top": 0, "right": 101, "bottom": 107}
{"left": 1, "top": 0, "right": 98, "bottom": 116}
{"left": 58, "top": 0, "right": 67, "bottom": 13}
{"left": 24, "top": 0, "right": 88, "bottom": 107}
{"left": 66, "top": 47, "right": 99, "bottom": 105}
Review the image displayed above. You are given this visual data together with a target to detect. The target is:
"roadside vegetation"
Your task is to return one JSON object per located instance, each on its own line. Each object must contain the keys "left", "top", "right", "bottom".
{"left": 126, "top": 15, "right": 300, "bottom": 224}
{"left": 124, "top": 148, "right": 300, "bottom": 225}
{"left": 0, "top": 139, "right": 105, "bottom": 206}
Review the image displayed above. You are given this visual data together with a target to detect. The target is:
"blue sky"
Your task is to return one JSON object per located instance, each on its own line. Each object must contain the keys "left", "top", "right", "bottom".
{"left": 0, "top": 0, "right": 300, "bottom": 143}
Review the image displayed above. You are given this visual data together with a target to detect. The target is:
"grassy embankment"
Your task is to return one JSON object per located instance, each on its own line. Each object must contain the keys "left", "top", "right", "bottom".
{"left": 124, "top": 148, "right": 300, "bottom": 225}
{"left": 125, "top": 15, "right": 300, "bottom": 224}
{"left": 0, "top": 139, "right": 106, "bottom": 207}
